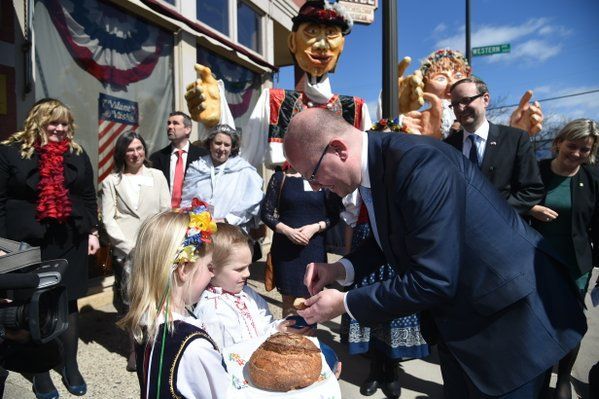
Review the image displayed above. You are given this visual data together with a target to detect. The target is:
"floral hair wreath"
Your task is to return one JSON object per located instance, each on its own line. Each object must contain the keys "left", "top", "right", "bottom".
{"left": 173, "top": 198, "right": 217, "bottom": 265}
{"left": 418, "top": 49, "right": 471, "bottom": 80}
{"left": 371, "top": 118, "right": 412, "bottom": 134}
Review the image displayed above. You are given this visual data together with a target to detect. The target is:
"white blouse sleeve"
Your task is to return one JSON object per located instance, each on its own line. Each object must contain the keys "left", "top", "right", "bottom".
{"left": 176, "top": 338, "right": 236, "bottom": 399}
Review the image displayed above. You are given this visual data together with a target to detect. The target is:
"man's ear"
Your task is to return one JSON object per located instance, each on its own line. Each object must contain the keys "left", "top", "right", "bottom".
{"left": 329, "top": 139, "right": 349, "bottom": 161}
{"left": 483, "top": 92, "right": 491, "bottom": 108}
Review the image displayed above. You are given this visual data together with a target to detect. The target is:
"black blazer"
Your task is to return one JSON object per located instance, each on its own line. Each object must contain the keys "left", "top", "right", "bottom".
{"left": 149, "top": 142, "right": 207, "bottom": 188}
{"left": 344, "top": 132, "right": 585, "bottom": 396}
{"left": 0, "top": 142, "right": 98, "bottom": 242}
{"left": 444, "top": 122, "right": 544, "bottom": 215}
{"left": 532, "top": 159, "right": 599, "bottom": 275}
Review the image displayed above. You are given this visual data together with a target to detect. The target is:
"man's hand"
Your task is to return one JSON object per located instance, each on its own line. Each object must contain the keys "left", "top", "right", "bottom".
{"left": 184, "top": 64, "right": 221, "bottom": 127}
{"left": 304, "top": 262, "right": 345, "bottom": 295}
{"left": 509, "top": 90, "right": 543, "bottom": 136}
{"left": 297, "top": 289, "right": 346, "bottom": 324}
{"left": 397, "top": 57, "right": 425, "bottom": 115}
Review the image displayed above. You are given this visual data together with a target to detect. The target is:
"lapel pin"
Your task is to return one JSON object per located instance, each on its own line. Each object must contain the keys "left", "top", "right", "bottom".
{"left": 489, "top": 141, "right": 497, "bottom": 146}
{"left": 579, "top": 182, "right": 584, "bottom": 187}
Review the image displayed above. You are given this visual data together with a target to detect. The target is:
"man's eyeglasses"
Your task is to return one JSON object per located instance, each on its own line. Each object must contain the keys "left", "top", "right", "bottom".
{"left": 449, "top": 92, "right": 486, "bottom": 109}
{"left": 308, "top": 144, "right": 329, "bottom": 183}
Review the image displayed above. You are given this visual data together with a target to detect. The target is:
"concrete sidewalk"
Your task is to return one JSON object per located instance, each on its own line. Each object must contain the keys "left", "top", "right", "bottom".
{"left": 4, "top": 264, "right": 597, "bottom": 398}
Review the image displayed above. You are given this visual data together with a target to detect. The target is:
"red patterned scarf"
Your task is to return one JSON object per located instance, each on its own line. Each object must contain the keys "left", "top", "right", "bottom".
{"left": 35, "top": 140, "right": 72, "bottom": 222}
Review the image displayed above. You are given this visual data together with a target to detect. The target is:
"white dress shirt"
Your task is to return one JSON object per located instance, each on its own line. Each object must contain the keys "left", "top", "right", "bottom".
{"left": 168, "top": 141, "right": 190, "bottom": 194}
{"left": 461, "top": 119, "right": 490, "bottom": 166}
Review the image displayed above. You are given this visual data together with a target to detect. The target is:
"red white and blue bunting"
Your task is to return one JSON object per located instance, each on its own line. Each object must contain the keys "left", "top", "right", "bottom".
{"left": 44, "top": 0, "right": 171, "bottom": 87}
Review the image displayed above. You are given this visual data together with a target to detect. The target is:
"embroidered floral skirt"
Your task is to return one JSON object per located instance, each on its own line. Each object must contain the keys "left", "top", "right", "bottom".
{"left": 340, "top": 222, "right": 430, "bottom": 360}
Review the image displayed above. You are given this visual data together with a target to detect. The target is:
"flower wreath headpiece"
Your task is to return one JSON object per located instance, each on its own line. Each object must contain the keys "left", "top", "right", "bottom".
{"left": 418, "top": 49, "right": 471, "bottom": 80}
{"left": 371, "top": 117, "right": 413, "bottom": 134}
{"left": 173, "top": 198, "right": 217, "bottom": 265}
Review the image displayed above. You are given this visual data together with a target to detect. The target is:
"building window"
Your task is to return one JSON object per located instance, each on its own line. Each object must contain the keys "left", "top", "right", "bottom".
{"left": 237, "top": 1, "right": 261, "bottom": 53}
{"left": 197, "top": 0, "right": 229, "bottom": 36}
{"left": 162, "top": 0, "right": 175, "bottom": 5}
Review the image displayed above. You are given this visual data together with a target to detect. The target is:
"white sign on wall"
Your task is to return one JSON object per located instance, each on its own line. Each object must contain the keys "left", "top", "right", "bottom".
{"left": 339, "top": 0, "right": 378, "bottom": 25}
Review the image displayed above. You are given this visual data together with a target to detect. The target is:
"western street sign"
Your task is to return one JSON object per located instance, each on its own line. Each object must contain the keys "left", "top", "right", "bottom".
{"left": 472, "top": 44, "right": 511, "bottom": 57}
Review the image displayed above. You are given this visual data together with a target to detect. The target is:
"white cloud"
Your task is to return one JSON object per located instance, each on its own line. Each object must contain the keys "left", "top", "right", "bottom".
{"left": 432, "top": 17, "right": 568, "bottom": 66}
{"left": 433, "top": 23, "right": 447, "bottom": 35}
{"left": 534, "top": 85, "right": 599, "bottom": 121}
{"left": 486, "top": 39, "right": 562, "bottom": 64}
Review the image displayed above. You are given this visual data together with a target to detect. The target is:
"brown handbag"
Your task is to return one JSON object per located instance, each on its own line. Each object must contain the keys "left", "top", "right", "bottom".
{"left": 264, "top": 173, "right": 286, "bottom": 292}
{"left": 264, "top": 252, "right": 275, "bottom": 292}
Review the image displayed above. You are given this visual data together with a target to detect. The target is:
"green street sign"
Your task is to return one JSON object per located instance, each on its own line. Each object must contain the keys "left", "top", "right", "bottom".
{"left": 472, "top": 44, "right": 511, "bottom": 57}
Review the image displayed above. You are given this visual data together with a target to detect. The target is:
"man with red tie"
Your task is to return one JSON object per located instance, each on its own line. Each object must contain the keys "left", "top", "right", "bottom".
{"left": 150, "top": 111, "right": 208, "bottom": 208}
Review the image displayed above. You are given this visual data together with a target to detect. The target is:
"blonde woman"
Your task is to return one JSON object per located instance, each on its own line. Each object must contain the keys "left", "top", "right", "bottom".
{"left": 0, "top": 98, "right": 99, "bottom": 398}
{"left": 530, "top": 119, "right": 599, "bottom": 399}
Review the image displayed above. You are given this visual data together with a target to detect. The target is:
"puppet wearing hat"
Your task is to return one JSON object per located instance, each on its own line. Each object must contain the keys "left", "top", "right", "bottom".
{"left": 185, "top": 0, "right": 371, "bottom": 168}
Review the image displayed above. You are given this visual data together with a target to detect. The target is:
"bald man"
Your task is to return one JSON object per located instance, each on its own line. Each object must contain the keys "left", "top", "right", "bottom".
{"left": 283, "top": 108, "right": 585, "bottom": 399}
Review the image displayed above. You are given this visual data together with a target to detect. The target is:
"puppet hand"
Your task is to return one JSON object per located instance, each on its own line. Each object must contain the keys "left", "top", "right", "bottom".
{"left": 398, "top": 57, "right": 424, "bottom": 114}
{"left": 418, "top": 92, "right": 443, "bottom": 139}
{"left": 510, "top": 90, "right": 543, "bottom": 136}
{"left": 184, "top": 64, "right": 221, "bottom": 127}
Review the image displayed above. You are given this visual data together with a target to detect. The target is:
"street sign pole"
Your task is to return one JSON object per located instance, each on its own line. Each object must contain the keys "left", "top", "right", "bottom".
{"left": 381, "top": 0, "right": 398, "bottom": 119}
{"left": 466, "top": 0, "right": 471, "bottom": 64}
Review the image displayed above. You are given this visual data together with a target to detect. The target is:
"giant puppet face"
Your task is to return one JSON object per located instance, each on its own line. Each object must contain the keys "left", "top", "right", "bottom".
{"left": 288, "top": 22, "right": 345, "bottom": 78}
{"left": 420, "top": 50, "right": 471, "bottom": 100}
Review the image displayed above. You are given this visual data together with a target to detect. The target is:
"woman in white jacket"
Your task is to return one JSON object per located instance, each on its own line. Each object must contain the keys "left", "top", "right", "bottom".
{"left": 100, "top": 131, "right": 170, "bottom": 371}
{"left": 181, "top": 125, "right": 263, "bottom": 233}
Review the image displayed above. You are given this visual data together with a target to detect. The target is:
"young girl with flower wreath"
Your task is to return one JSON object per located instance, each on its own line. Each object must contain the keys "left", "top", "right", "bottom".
{"left": 193, "top": 223, "right": 312, "bottom": 350}
{"left": 118, "top": 200, "right": 235, "bottom": 399}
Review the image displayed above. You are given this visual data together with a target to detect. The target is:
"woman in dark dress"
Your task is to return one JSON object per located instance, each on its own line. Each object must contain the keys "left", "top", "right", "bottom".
{"left": 261, "top": 164, "right": 342, "bottom": 317}
{"left": 0, "top": 99, "right": 99, "bottom": 398}
{"left": 529, "top": 118, "right": 599, "bottom": 399}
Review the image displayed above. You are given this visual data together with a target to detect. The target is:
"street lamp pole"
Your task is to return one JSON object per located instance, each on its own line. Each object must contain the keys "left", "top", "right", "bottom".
{"left": 465, "top": 0, "right": 471, "bottom": 64}
{"left": 381, "top": 0, "right": 398, "bottom": 119}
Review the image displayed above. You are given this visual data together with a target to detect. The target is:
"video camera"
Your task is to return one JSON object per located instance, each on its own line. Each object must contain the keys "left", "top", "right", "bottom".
{"left": 0, "top": 238, "right": 68, "bottom": 344}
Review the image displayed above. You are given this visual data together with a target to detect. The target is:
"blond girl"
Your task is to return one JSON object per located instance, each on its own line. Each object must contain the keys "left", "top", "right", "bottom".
{"left": 119, "top": 201, "right": 234, "bottom": 399}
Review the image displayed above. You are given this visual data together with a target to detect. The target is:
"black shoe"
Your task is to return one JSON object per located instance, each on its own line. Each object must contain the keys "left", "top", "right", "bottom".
{"left": 359, "top": 356, "right": 384, "bottom": 396}
{"left": 60, "top": 368, "right": 87, "bottom": 396}
{"left": 32, "top": 376, "right": 59, "bottom": 399}
{"left": 381, "top": 359, "right": 402, "bottom": 399}
{"left": 360, "top": 377, "right": 379, "bottom": 396}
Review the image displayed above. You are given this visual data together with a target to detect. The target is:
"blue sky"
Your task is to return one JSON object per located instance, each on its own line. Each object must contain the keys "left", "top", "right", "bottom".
{"left": 275, "top": 0, "right": 599, "bottom": 128}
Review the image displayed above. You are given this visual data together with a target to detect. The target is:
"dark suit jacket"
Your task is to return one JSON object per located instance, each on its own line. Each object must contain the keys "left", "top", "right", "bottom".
{"left": 345, "top": 132, "right": 586, "bottom": 396}
{"left": 532, "top": 159, "right": 599, "bottom": 275}
{"left": 444, "top": 122, "right": 544, "bottom": 215}
{"left": 149, "top": 142, "right": 207, "bottom": 188}
{"left": 0, "top": 142, "right": 98, "bottom": 241}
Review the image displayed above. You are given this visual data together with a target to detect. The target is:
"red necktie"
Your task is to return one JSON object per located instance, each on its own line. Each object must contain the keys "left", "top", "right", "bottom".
{"left": 171, "top": 149, "right": 185, "bottom": 208}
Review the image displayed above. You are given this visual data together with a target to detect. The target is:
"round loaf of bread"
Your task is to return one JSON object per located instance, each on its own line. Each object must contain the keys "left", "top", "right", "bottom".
{"left": 248, "top": 332, "right": 322, "bottom": 391}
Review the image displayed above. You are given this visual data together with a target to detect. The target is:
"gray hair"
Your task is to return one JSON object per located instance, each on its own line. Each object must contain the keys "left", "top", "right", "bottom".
{"left": 204, "top": 124, "right": 241, "bottom": 157}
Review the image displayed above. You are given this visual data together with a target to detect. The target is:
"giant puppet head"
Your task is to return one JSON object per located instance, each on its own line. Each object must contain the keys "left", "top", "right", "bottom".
{"left": 419, "top": 49, "right": 471, "bottom": 100}
{"left": 288, "top": 1, "right": 353, "bottom": 78}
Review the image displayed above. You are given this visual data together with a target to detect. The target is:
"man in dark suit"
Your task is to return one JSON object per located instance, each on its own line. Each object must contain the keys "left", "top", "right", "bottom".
{"left": 283, "top": 108, "right": 586, "bottom": 398}
{"left": 149, "top": 111, "right": 207, "bottom": 207}
{"left": 444, "top": 77, "right": 544, "bottom": 215}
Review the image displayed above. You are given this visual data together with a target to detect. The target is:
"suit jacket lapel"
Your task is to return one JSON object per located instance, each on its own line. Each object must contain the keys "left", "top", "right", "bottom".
{"left": 480, "top": 122, "right": 500, "bottom": 173}
{"left": 367, "top": 133, "right": 394, "bottom": 264}
{"left": 114, "top": 174, "right": 141, "bottom": 218}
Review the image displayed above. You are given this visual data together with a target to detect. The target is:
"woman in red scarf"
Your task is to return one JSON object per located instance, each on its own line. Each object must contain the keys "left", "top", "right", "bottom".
{"left": 0, "top": 98, "right": 99, "bottom": 398}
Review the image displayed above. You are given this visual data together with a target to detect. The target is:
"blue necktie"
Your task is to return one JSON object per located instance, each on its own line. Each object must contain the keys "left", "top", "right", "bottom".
{"left": 358, "top": 186, "right": 381, "bottom": 248}
{"left": 467, "top": 134, "right": 479, "bottom": 167}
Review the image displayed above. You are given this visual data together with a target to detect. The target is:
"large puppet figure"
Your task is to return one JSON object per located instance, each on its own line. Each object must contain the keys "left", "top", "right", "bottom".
{"left": 396, "top": 49, "right": 543, "bottom": 139}
{"left": 185, "top": 0, "right": 371, "bottom": 168}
